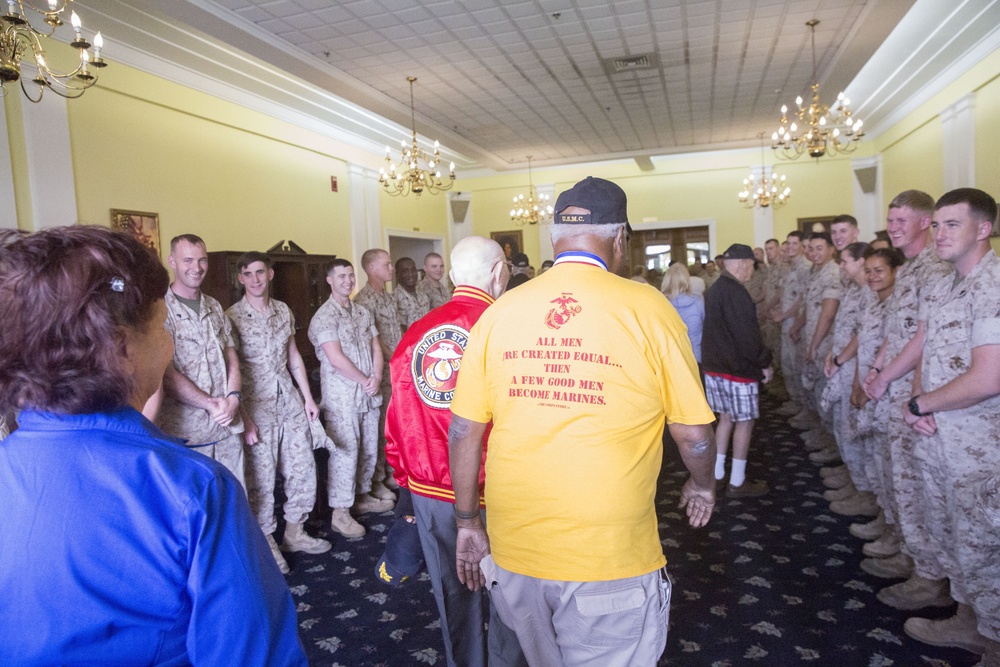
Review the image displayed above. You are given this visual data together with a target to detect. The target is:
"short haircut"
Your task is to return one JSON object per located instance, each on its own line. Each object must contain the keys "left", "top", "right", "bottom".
{"left": 889, "top": 190, "right": 935, "bottom": 214}
{"left": 864, "top": 246, "right": 905, "bottom": 269}
{"left": 549, "top": 223, "right": 623, "bottom": 245}
{"left": 326, "top": 258, "right": 352, "bottom": 274}
{"left": 236, "top": 251, "right": 272, "bottom": 271}
{"left": 0, "top": 226, "right": 170, "bottom": 414}
{"left": 873, "top": 230, "right": 891, "bottom": 243}
{"left": 830, "top": 214, "right": 858, "bottom": 227}
{"left": 935, "top": 188, "right": 998, "bottom": 225}
{"left": 395, "top": 256, "right": 416, "bottom": 270}
{"left": 787, "top": 230, "right": 805, "bottom": 241}
{"left": 765, "top": 238, "right": 779, "bottom": 246}
{"left": 807, "top": 231, "right": 833, "bottom": 246}
{"left": 361, "top": 248, "right": 388, "bottom": 271}
{"left": 541, "top": 260, "right": 553, "bottom": 268}
{"left": 423, "top": 252, "right": 443, "bottom": 264}
{"left": 842, "top": 242, "right": 870, "bottom": 262}
{"left": 170, "top": 233, "right": 205, "bottom": 252}
{"left": 714, "top": 254, "right": 724, "bottom": 261}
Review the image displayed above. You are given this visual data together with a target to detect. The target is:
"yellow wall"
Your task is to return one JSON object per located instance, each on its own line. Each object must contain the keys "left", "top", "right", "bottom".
{"left": 66, "top": 60, "right": 360, "bottom": 262}
{"left": 975, "top": 67, "right": 1000, "bottom": 194}
{"left": 457, "top": 151, "right": 856, "bottom": 266}
{"left": 379, "top": 188, "right": 448, "bottom": 238}
{"left": 879, "top": 118, "right": 944, "bottom": 202}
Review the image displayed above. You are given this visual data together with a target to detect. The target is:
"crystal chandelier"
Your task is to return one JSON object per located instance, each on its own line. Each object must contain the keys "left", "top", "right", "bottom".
{"left": 772, "top": 20, "right": 863, "bottom": 160}
{"left": 1, "top": 0, "right": 107, "bottom": 102}
{"left": 378, "top": 76, "right": 455, "bottom": 197}
{"left": 510, "top": 156, "right": 552, "bottom": 225}
{"left": 740, "top": 134, "right": 790, "bottom": 209}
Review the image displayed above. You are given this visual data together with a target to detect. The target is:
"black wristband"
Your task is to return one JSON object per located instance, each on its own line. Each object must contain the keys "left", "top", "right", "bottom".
{"left": 833, "top": 355, "right": 842, "bottom": 368}
{"left": 226, "top": 390, "right": 242, "bottom": 402}
{"left": 908, "top": 395, "right": 930, "bottom": 417}
{"left": 454, "top": 507, "right": 479, "bottom": 520}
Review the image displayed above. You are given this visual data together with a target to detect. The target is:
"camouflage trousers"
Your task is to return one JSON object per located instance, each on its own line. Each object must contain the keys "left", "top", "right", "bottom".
{"left": 194, "top": 432, "right": 246, "bottom": 492}
{"left": 323, "top": 406, "right": 379, "bottom": 508}
{"left": 780, "top": 328, "right": 804, "bottom": 403}
{"left": 373, "top": 368, "right": 393, "bottom": 486}
{"left": 244, "top": 391, "right": 317, "bottom": 535}
{"left": 924, "top": 413, "right": 1000, "bottom": 642}
{"left": 887, "top": 405, "right": 945, "bottom": 581}
{"left": 826, "top": 373, "right": 870, "bottom": 492}
{"left": 763, "top": 320, "right": 782, "bottom": 372}
{"left": 861, "top": 430, "right": 890, "bottom": 512}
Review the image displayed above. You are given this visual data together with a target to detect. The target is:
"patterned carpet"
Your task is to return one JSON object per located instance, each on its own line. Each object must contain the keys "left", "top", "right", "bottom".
{"left": 282, "top": 392, "right": 980, "bottom": 666}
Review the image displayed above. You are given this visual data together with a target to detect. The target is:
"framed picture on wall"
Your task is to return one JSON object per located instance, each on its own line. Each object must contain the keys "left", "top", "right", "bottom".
{"left": 490, "top": 230, "right": 523, "bottom": 261}
{"left": 111, "top": 209, "right": 161, "bottom": 255}
{"left": 798, "top": 216, "right": 835, "bottom": 235}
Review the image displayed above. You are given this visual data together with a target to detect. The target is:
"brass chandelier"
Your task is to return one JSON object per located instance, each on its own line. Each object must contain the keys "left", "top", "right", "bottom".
{"left": 510, "top": 156, "right": 552, "bottom": 225}
{"left": 378, "top": 76, "right": 456, "bottom": 197}
{"left": 1, "top": 0, "right": 107, "bottom": 102}
{"left": 772, "top": 20, "right": 863, "bottom": 160}
{"left": 740, "top": 134, "right": 790, "bottom": 209}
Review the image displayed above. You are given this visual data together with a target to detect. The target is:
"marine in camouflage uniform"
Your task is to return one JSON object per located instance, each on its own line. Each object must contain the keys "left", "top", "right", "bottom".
{"left": 395, "top": 283, "right": 431, "bottom": 330}
{"left": 801, "top": 247, "right": 842, "bottom": 414}
{"left": 159, "top": 288, "right": 246, "bottom": 488}
{"left": 854, "top": 287, "right": 891, "bottom": 501}
{"left": 355, "top": 250, "right": 404, "bottom": 496}
{"left": 762, "top": 257, "right": 785, "bottom": 366}
{"left": 913, "top": 243, "right": 1000, "bottom": 644}
{"left": 875, "top": 244, "right": 951, "bottom": 577}
{"left": 308, "top": 259, "right": 391, "bottom": 537}
{"left": 821, "top": 279, "right": 865, "bottom": 477}
{"left": 777, "top": 249, "right": 811, "bottom": 405}
{"left": 227, "top": 297, "right": 320, "bottom": 538}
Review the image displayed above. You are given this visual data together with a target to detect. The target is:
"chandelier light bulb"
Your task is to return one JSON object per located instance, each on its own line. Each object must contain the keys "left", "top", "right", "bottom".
{"left": 70, "top": 10, "right": 81, "bottom": 29}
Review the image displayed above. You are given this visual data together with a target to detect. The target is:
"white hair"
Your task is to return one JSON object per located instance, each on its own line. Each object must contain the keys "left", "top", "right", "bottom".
{"left": 549, "top": 223, "right": 624, "bottom": 245}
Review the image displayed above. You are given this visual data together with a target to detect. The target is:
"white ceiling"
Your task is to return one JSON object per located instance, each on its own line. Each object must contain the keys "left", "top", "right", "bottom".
{"left": 76, "top": 0, "right": 1000, "bottom": 172}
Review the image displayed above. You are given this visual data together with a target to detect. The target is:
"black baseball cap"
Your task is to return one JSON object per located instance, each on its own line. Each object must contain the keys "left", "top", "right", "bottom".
{"left": 511, "top": 252, "right": 529, "bottom": 268}
{"left": 722, "top": 244, "right": 755, "bottom": 260}
{"left": 554, "top": 177, "right": 632, "bottom": 233}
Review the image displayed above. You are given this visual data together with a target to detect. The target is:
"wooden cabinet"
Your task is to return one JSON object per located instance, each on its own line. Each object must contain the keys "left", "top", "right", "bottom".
{"left": 201, "top": 242, "right": 335, "bottom": 371}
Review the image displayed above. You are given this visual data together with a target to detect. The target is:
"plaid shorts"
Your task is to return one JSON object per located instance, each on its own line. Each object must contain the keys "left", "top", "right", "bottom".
{"left": 704, "top": 372, "right": 759, "bottom": 421}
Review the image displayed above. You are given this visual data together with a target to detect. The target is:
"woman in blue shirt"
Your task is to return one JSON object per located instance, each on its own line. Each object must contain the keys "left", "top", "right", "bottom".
{"left": 662, "top": 262, "right": 706, "bottom": 364}
{"left": 0, "top": 226, "right": 306, "bottom": 666}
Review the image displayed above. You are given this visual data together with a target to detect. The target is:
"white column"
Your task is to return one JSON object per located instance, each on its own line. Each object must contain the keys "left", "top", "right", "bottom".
{"left": 940, "top": 93, "right": 976, "bottom": 190}
{"left": 19, "top": 92, "right": 77, "bottom": 229}
{"left": 347, "top": 163, "right": 381, "bottom": 268}
{"left": 746, "top": 166, "right": 775, "bottom": 247}
{"left": 851, "top": 156, "right": 882, "bottom": 240}
{"left": 0, "top": 98, "right": 18, "bottom": 229}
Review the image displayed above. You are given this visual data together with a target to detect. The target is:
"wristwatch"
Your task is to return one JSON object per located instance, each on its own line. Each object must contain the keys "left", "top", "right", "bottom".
{"left": 226, "top": 390, "right": 242, "bottom": 402}
{"left": 907, "top": 395, "right": 929, "bottom": 417}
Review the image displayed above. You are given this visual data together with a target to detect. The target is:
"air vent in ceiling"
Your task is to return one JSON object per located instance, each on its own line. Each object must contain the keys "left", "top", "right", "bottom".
{"left": 603, "top": 53, "right": 659, "bottom": 76}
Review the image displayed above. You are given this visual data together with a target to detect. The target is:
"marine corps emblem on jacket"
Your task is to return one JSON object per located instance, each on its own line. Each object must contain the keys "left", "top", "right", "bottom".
{"left": 410, "top": 324, "right": 469, "bottom": 409}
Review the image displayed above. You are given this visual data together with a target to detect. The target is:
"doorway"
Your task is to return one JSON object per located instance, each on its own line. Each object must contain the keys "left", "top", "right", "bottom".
{"left": 386, "top": 231, "right": 446, "bottom": 285}
{"left": 629, "top": 225, "right": 712, "bottom": 275}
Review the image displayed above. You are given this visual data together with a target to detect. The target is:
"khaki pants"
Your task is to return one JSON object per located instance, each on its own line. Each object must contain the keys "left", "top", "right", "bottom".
{"left": 481, "top": 556, "right": 670, "bottom": 667}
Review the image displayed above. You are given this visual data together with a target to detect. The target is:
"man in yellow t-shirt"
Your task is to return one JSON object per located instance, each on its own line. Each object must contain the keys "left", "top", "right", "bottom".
{"left": 449, "top": 176, "right": 717, "bottom": 666}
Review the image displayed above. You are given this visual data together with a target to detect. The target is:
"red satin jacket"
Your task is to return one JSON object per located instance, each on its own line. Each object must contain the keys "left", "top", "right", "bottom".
{"left": 385, "top": 285, "right": 494, "bottom": 504}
